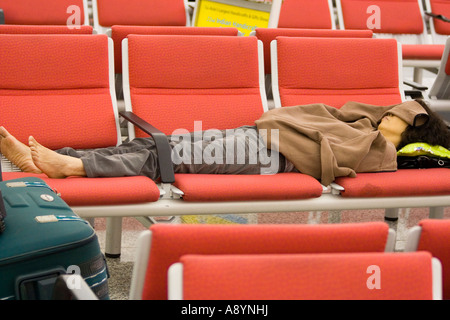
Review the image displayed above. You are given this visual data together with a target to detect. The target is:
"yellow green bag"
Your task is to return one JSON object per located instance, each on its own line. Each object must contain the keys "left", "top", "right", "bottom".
{"left": 397, "top": 143, "right": 450, "bottom": 158}
{"left": 397, "top": 143, "right": 450, "bottom": 169}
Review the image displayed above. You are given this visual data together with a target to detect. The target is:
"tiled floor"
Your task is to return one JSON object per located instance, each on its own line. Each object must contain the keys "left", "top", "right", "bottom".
{"left": 94, "top": 208, "right": 450, "bottom": 300}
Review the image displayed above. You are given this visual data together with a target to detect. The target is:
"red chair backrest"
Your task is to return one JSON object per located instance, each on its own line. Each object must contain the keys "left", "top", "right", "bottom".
{"left": 95, "top": 0, "right": 187, "bottom": 27}
{"left": 339, "top": 0, "right": 424, "bottom": 34}
{"left": 429, "top": 0, "right": 450, "bottom": 35}
{"left": 254, "top": 27, "right": 373, "bottom": 75}
{"left": 126, "top": 34, "right": 265, "bottom": 136}
{"left": 180, "top": 252, "right": 435, "bottom": 300}
{"left": 0, "top": 34, "right": 118, "bottom": 150}
{"left": 0, "top": 0, "right": 87, "bottom": 25}
{"left": 274, "top": 37, "right": 402, "bottom": 108}
{"left": 142, "top": 222, "right": 390, "bottom": 300}
{"left": 278, "top": 0, "right": 334, "bottom": 29}
{"left": 111, "top": 25, "right": 239, "bottom": 74}
{"left": 417, "top": 219, "right": 450, "bottom": 299}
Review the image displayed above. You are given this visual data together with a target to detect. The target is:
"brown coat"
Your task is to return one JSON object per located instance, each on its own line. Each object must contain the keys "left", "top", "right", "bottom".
{"left": 255, "top": 101, "right": 428, "bottom": 185}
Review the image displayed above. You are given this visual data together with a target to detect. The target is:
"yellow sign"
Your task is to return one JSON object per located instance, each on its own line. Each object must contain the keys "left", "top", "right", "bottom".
{"left": 194, "top": 0, "right": 271, "bottom": 36}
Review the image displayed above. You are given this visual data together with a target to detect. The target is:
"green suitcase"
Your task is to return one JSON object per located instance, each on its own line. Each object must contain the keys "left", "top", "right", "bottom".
{"left": 0, "top": 177, "right": 109, "bottom": 300}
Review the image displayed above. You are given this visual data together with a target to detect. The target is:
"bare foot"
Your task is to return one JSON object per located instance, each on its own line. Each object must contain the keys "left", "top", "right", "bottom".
{"left": 0, "top": 127, "right": 42, "bottom": 173}
{"left": 29, "top": 136, "right": 86, "bottom": 179}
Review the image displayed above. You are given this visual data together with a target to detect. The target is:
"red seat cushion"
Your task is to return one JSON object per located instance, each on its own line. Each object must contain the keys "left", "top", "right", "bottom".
{"left": 335, "top": 168, "right": 450, "bottom": 197}
{"left": 1, "top": 91, "right": 117, "bottom": 150}
{"left": 173, "top": 172, "right": 323, "bottom": 201}
{"left": 2, "top": 172, "right": 160, "bottom": 206}
{"left": 402, "top": 44, "right": 444, "bottom": 60}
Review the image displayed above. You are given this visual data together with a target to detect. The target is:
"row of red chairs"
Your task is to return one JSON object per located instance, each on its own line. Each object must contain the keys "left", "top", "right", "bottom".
{"left": 0, "top": 0, "right": 190, "bottom": 30}
{"left": 1, "top": 0, "right": 449, "bottom": 43}
{"left": 0, "top": 0, "right": 448, "bottom": 37}
{"left": 0, "top": 0, "right": 448, "bottom": 85}
{"left": 51, "top": 219, "right": 449, "bottom": 300}
{"left": 0, "top": 23, "right": 431, "bottom": 105}
{"left": 1, "top": 31, "right": 449, "bottom": 258}
{"left": 1, "top": 22, "right": 447, "bottom": 115}
{"left": 336, "top": 0, "right": 449, "bottom": 84}
{"left": 0, "top": 0, "right": 332, "bottom": 31}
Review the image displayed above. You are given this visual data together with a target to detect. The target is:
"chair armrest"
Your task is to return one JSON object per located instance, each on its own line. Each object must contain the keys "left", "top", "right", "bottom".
{"left": 403, "top": 80, "right": 428, "bottom": 99}
{"left": 403, "top": 80, "right": 428, "bottom": 91}
{"left": 52, "top": 275, "right": 99, "bottom": 300}
{"left": 119, "top": 111, "right": 175, "bottom": 183}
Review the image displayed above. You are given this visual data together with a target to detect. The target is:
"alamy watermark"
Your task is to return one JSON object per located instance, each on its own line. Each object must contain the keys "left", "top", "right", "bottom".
{"left": 66, "top": 5, "right": 81, "bottom": 29}
{"left": 66, "top": 265, "right": 82, "bottom": 289}
{"left": 366, "top": 265, "right": 381, "bottom": 290}
{"left": 366, "top": 5, "right": 381, "bottom": 30}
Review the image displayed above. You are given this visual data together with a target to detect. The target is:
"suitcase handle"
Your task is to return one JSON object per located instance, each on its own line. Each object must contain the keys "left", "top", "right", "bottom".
{"left": 15, "top": 268, "right": 66, "bottom": 300}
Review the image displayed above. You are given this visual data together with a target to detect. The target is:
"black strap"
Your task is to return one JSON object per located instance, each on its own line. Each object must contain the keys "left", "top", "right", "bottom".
{"left": 0, "top": 9, "right": 4, "bottom": 25}
{"left": 425, "top": 12, "right": 450, "bottom": 23}
{"left": 119, "top": 111, "right": 175, "bottom": 183}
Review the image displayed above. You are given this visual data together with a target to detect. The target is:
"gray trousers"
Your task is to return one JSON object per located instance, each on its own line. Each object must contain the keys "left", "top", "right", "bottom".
{"left": 56, "top": 126, "right": 287, "bottom": 180}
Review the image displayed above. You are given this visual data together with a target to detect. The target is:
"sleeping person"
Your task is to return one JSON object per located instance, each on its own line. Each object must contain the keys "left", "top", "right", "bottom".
{"left": 1, "top": 99, "right": 449, "bottom": 186}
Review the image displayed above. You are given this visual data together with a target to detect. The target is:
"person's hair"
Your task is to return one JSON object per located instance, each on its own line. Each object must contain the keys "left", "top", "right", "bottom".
{"left": 397, "top": 99, "right": 450, "bottom": 150}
